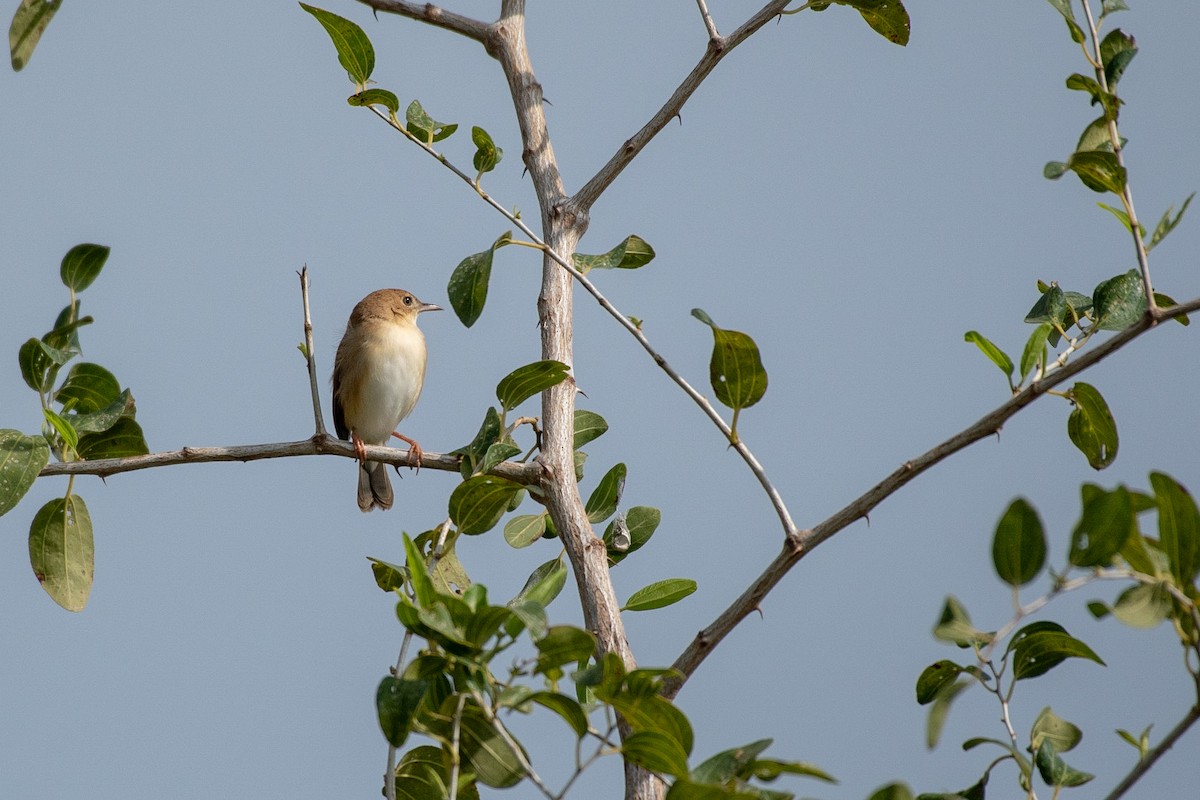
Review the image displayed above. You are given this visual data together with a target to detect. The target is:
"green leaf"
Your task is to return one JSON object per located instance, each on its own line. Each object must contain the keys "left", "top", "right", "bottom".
{"left": 1092, "top": 269, "right": 1145, "bottom": 330}
{"left": 992, "top": 498, "right": 1046, "bottom": 586}
{"left": 835, "top": 0, "right": 910, "bottom": 46}
{"left": 496, "top": 359, "right": 570, "bottom": 412}
{"left": 0, "top": 430, "right": 50, "bottom": 517}
{"left": 299, "top": 3, "right": 374, "bottom": 88}
{"left": 9, "top": 0, "right": 63, "bottom": 71}
{"left": 18, "top": 337, "right": 71, "bottom": 393}
{"left": 572, "top": 235, "right": 656, "bottom": 273}
{"left": 508, "top": 557, "right": 566, "bottom": 611}
{"left": 448, "top": 475, "right": 523, "bottom": 535}
{"left": 604, "top": 505, "right": 661, "bottom": 565}
{"left": 478, "top": 441, "right": 520, "bottom": 476}
{"left": 623, "top": 578, "right": 697, "bottom": 612}
{"left": 1069, "top": 485, "right": 1134, "bottom": 567}
{"left": 59, "top": 243, "right": 110, "bottom": 292}
{"left": 1146, "top": 192, "right": 1194, "bottom": 253}
{"left": 927, "top": 679, "right": 971, "bottom": 750}
{"left": 573, "top": 409, "right": 608, "bottom": 449}
{"left": 367, "top": 557, "right": 406, "bottom": 592}
{"left": 691, "top": 738, "right": 773, "bottom": 783}
{"left": 608, "top": 691, "right": 694, "bottom": 757}
{"left": 963, "top": 331, "right": 1014, "bottom": 386}
{"left": 1066, "top": 382, "right": 1118, "bottom": 470}
{"left": 392, "top": 746, "right": 460, "bottom": 799}
{"left": 623, "top": 730, "right": 690, "bottom": 778}
{"left": 1008, "top": 622, "right": 1105, "bottom": 680}
{"left": 1097, "top": 201, "right": 1140, "bottom": 236}
{"left": 1066, "top": 150, "right": 1126, "bottom": 194}
{"left": 376, "top": 675, "right": 428, "bottom": 747}
{"left": 527, "top": 691, "right": 588, "bottom": 738}
{"left": 42, "top": 301, "right": 91, "bottom": 356}
{"left": 534, "top": 625, "right": 596, "bottom": 676}
{"left": 1101, "top": 0, "right": 1129, "bottom": 18}
{"left": 1030, "top": 707, "right": 1082, "bottom": 753}
{"left": 752, "top": 757, "right": 837, "bottom": 784}
{"left": 405, "top": 99, "right": 458, "bottom": 143}
{"left": 29, "top": 494, "right": 93, "bottom": 611}
{"left": 1044, "top": 161, "right": 1069, "bottom": 180}
{"left": 1044, "top": 0, "right": 1086, "bottom": 44}
{"left": 691, "top": 308, "right": 768, "bottom": 420}
{"left": 1154, "top": 292, "right": 1190, "bottom": 325}
{"left": 915, "top": 660, "right": 968, "bottom": 705}
{"left": 585, "top": 462, "right": 626, "bottom": 524}
{"left": 1150, "top": 472, "right": 1200, "bottom": 587}
{"left": 933, "top": 595, "right": 991, "bottom": 648}
{"left": 347, "top": 88, "right": 400, "bottom": 114}
{"left": 470, "top": 126, "right": 503, "bottom": 175}
{"left": 455, "top": 406, "right": 502, "bottom": 478}
{"left": 54, "top": 362, "right": 120, "bottom": 413}
{"left": 1111, "top": 581, "right": 1173, "bottom": 629}
{"left": 866, "top": 782, "right": 915, "bottom": 800}
{"left": 424, "top": 697, "right": 526, "bottom": 788}
{"left": 402, "top": 533, "right": 435, "bottom": 608}
{"left": 1019, "top": 323, "right": 1053, "bottom": 382}
{"left": 42, "top": 408, "right": 78, "bottom": 452}
{"left": 447, "top": 231, "right": 510, "bottom": 328}
{"left": 503, "top": 513, "right": 546, "bottom": 548}
{"left": 76, "top": 417, "right": 149, "bottom": 459}
{"left": 1034, "top": 741, "right": 1094, "bottom": 788}
{"left": 1100, "top": 28, "right": 1137, "bottom": 91}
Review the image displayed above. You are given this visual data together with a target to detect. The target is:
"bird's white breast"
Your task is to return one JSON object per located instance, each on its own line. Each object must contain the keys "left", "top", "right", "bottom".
{"left": 352, "top": 323, "right": 427, "bottom": 445}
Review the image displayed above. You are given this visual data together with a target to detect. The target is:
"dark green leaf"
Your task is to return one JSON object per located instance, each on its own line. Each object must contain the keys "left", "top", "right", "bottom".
{"left": 916, "top": 660, "right": 967, "bottom": 705}
{"left": 623, "top": 730, "right": 690, "bottom": 778}
{"left": 1009, "top": 622, "right": 1105, "bottom": 680}
{"left": 59, "top": 243, "right": 109, "bottom": 292}
{"left": 300, "top": 3, "right": 374, "bottom": 87}
{"left": 1024, "top": 284, "right": 1068, "bottom": 327}
{"left": 1067, "top": 382, "right": 1118, "bottom": 470}
{"left": 1154, "top": 292, "right": 1190, "bottom": 326}
{"left": 405, "top": 99, "right": 458, "bottom": 143}
{"left": 1044, "top": 161, "right": 1069, "bottom": 180}
{"left": 866, "top": 782, "right": 915, "bottom": 800}
{"left": 471, "top": 126, "right": 502, "bottom": 175}
{"left": 752, "top": 757, "right": 837, "bottom": 784}
{"left": 392, "top": 746, "right": 458, "bottom": 799}
{"left": 534, "top": 625, "right": 596, "bottom": 676}
{"left": 54, "top": 362, "right": 120, "bottom": 413}
{"left": 508, "top": 557, "right": 566, "bottom": 612}
{"left": 496, "top": 359, "right": 570, "bottom": 412}
{"left": 1066, "top": 150, "right": 1126, "bottom": 194}
{"left": 607, "top": 692, "right": 694, "bottom": 756}
{"left": 604, "top": 505, "right": 661, "bottom": 565}
{"left": 573, "top": 409, "right": 608, "bottom": 449}
{"left": 837, "top": 0, "right": 910, "bottom": 46}
{"left": 963, "top": 331, "right": 1014, "bottom": 385}
{"left": 18, "top": 337, "right": 71, "bottom": 393}
{"left": 75, "top": 417, "right": 148, "bottom": 459}
{"left": 1069, "top": 485, "right": 1134, "bottom": 566}
{"left": 448, "top": 475, "right": 523, "bottom": 535}
{"left": 376, "top": 675, "right": 428, "bottom": 747}
{"left": 992, "top": 498, "right": 1046, "bottom": 586}
{"left": 478, "top": 441, "right": 520, "bottom": 476}
{"left": 424, "top": 697, "right": 526, "bottom": 788}
{"left": 9, "top": 0, "right": 63, "bottom": 71}
{"left": 0, "top": 430, "right": 50, "bottom": 518}
{"left": 402, "top": 533, "right": 435, "bottom": 608}
{"left": 347, "top": 88, "right": 399, "bottom": 114}
{"left": 1100, "top": 28, "right": 1136, "bottom": 91}
{"left": 527, "top": 691, "right": 588, "bottom": 738}
{"left": 572, "top": 235, "right": 656, "bottom": 273}
{"left": 623, "top": 578, "right": 697, "bottom": 612}
{"left": 42, "top": 301, "right": 91, "bottom": 355}
{"left": 455, "top": 406, "right": 502, "bottom": 477}
{"left": 692, "top": 308, "right": 768, "bottom": 414}
{"left": 1146, "top": 192, "right": 1194, "bottom": 253}
{"left": 367, "top": 557, "right": 406, "bottom": 592}
{"left": 1092, "top": 269, "right": 1145, "bottom": 330}
{"left": 447, "top": 232, "right": 510, "bottom": 328}
{"left": 29, "top": 494, "right": 93, "bottom": 611}
{"left": 691, "top": 738, "right": 773, "bottom": 783}
{"left": 1045, "top": 0, "right": 1086, "bottom": 43}
{"left": 1150, "top": 472, "right": 1200, "bottom": 587}
{"left": 585, "top": 462, "right": 626, "bottom": 524}
{"left": 1034, "top": 741, "right": 1094, "bottom": 787}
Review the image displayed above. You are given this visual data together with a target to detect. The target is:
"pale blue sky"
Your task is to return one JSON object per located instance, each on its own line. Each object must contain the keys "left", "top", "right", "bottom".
{"left": 2, "top": 2, "right": 1198, "bottom": 798}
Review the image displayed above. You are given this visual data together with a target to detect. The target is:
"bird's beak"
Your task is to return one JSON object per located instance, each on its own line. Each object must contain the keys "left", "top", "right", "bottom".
{"left": 419, "top": 302, "right": 443, "bottom": 314}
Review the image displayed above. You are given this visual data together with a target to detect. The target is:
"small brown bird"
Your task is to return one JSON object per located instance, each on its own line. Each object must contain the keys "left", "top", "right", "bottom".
{"left": 332, "top": 289, "right": 442, "bottom": 512}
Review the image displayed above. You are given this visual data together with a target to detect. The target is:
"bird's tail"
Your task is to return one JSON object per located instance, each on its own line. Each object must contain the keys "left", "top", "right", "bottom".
{"left": 357, "top": 461, "right": 394, "bottom": 512}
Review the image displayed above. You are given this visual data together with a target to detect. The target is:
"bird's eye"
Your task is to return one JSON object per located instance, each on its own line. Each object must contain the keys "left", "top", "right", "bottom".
{"left": 403, "top": 296, "right": 413, "bottom": 305}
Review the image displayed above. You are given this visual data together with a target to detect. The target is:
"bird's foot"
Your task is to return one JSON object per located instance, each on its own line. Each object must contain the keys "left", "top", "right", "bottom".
{"left": 351, "top": 432, "right": 368, "bottom": 463}
{"left": 391, "top": 431, "right": 424, "bottom": 473}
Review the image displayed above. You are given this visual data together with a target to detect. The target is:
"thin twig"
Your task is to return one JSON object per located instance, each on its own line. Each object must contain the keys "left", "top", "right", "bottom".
{"left": 695, "top": 0, "right": 720, "bottom": 41}
{"left": 384, "top": 629, "right": 416, "bottom": 800}
{"left": 356, "top": 0, "right": 491, "bottom": 44}
{"left": 662, "top": 298, "right": 1200, "bottom": 699}
{"left": 1079, "top": 0, "right": 1154, "bottom": 310}
{"left": 298, "top": 266, "right": 328, "bottom": 436}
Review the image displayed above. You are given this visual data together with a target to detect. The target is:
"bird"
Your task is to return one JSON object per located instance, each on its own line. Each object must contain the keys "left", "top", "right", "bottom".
{"left": 332, "top": 288, "right": 442, "bottom": 512}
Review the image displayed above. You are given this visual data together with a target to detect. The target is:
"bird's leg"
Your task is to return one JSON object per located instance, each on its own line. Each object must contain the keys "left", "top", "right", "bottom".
{"left": 351, "top": 431, "right": 368, "bottom": 463}
{"left": 391, "top": 431, "right": 424, "bottom": 472}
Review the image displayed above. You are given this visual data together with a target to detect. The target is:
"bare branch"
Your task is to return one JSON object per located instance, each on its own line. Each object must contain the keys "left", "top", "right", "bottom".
{"left": 355, "top": 0, "right": 491, "bottom": 44}
{"left": 297, "top": 265, "right": 328, "bottom": 437}
{"left": 572, "top": 0, "right": 792, "bottom": 210}
{"left": 695, "top": 0, "right": 720, "bottom": 41}
{"left": 662, "top": 298, "right": 1200, "bottom": 698}
{"left": 37, "top": 436, "right": 540, "bottom": 484}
